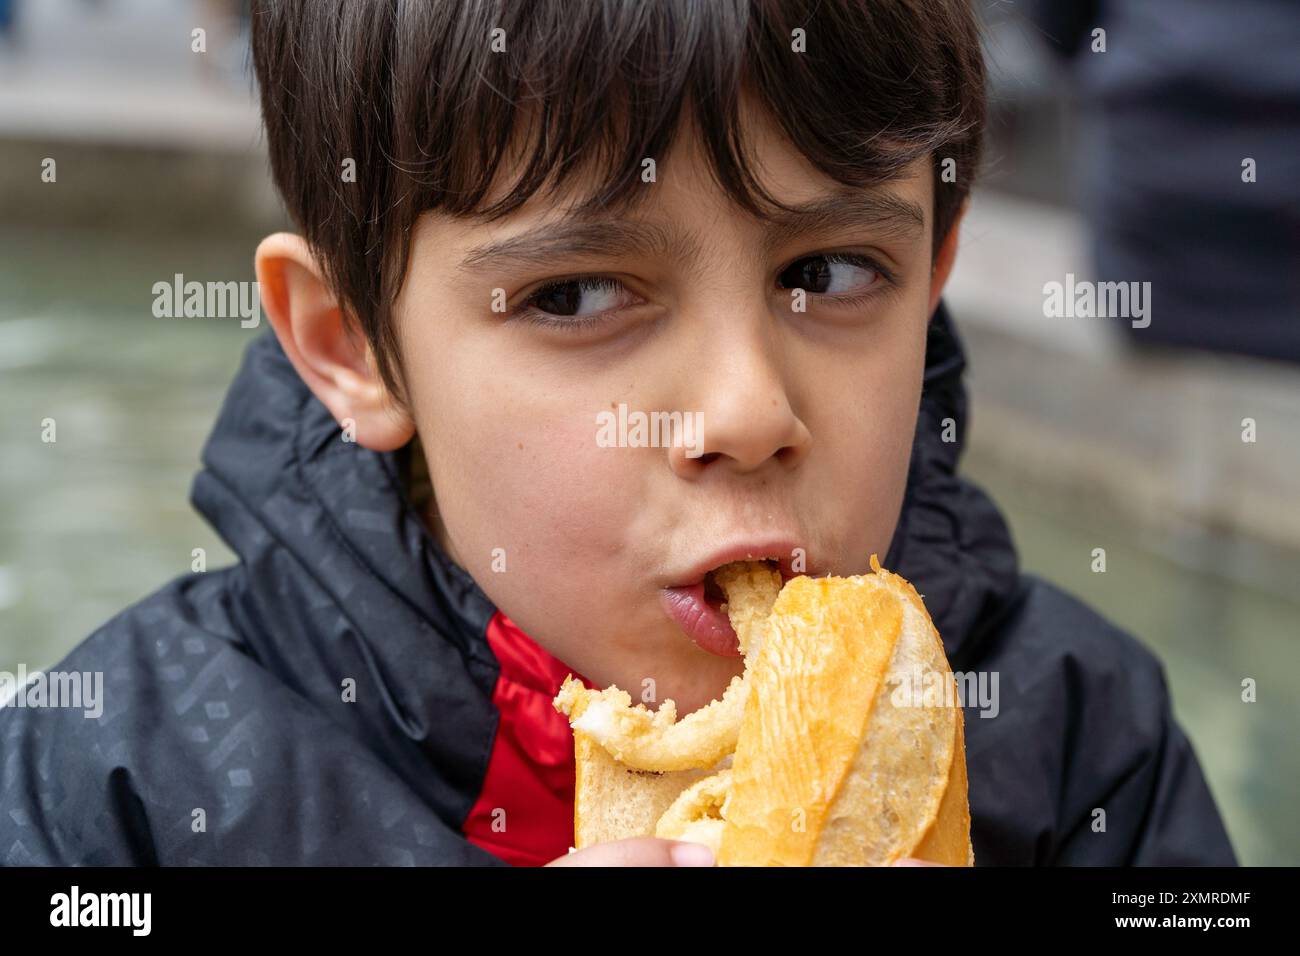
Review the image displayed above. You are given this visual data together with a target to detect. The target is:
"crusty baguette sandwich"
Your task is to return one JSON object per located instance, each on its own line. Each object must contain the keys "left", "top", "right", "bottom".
{"left": 553, "top": 556, "right": 973, "bottom": 866}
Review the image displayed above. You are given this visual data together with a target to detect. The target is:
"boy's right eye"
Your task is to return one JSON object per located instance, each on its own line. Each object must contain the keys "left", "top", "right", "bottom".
{"left": 517, "top": 276, "right": 640, "bottom": 323}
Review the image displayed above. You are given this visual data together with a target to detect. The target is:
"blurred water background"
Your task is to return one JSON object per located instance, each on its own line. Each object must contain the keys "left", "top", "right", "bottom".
{"left": 1, "top": 0, "right": 1297, "bottom": 865}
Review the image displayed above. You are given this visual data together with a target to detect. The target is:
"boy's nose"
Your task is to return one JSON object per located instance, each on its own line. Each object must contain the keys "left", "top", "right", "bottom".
{"left": 666, "top": 301, "right": 812, "bottom": 478}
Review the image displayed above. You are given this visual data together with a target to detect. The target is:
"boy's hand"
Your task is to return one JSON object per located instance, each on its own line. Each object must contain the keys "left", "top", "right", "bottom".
{"left": 545, "top": 838, "right": 715, "bottom": 867}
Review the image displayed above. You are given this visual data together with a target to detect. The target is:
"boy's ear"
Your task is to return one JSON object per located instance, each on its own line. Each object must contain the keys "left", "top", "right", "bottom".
{"left": 927, "top": 199, "right": 968, "bottom": 317}
{"left": 255, "top": 232, "right": 414, "bottom": 452}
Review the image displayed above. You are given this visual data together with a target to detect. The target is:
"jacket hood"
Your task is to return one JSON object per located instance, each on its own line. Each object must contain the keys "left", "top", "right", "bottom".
{"left": 189, "top": 301, "right": 1020, "bottom": 787}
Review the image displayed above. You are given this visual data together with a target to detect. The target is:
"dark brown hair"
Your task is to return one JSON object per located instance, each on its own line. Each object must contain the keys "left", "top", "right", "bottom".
{"left": 251, "top": 0, "right": 986, "bottom": 404}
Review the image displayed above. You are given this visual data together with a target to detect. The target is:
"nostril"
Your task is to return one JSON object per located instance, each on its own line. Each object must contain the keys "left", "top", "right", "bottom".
{"left": 694, "top": 452, "right": 721, "bottom": 465}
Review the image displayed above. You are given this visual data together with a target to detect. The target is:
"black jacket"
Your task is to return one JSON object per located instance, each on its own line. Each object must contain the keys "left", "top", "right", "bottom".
{"left": 0, "top": 303, "right": 1237, "bottom": 865}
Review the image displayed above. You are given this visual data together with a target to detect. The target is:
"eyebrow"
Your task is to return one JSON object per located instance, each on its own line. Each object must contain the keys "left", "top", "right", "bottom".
{"left": 457, "top": 190, "right": 926, "bottom": 274}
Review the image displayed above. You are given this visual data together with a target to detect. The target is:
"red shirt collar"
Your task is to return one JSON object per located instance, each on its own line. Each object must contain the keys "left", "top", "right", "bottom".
{"left": 461, "top": 610, "right": 592, "bottom": 866}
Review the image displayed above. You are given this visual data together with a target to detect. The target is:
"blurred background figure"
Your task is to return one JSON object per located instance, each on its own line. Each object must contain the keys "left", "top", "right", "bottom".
{"left": 1, "top": 0, "right": 1297, "bottom": 865}
{"left": 1024, "top": 0, "right": 1300, "bottom": 363}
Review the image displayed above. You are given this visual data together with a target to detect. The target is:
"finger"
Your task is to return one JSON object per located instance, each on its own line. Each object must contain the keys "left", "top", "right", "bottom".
{"left": 546, "top": 837, "right": 715, "bottom": 867}
{"left": 891, "top": 857, "right": 946, "bottom": 866}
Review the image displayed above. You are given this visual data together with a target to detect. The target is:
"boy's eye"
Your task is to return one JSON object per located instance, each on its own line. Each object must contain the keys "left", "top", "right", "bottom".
{"left": 776, "top": 253, "right": 881, "bottom": 296}
{"left": 522, "top": 276, "right": 638, "bottom": 318}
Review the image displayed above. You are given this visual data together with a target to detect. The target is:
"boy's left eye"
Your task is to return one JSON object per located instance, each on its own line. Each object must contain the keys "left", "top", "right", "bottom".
{"left": 776, "top": 253, "right": 882, "bottom": 296}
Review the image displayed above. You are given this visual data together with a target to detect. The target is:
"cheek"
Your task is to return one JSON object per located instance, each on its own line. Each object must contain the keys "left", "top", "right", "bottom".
{"left": 414, "top": 373, "right": 636, "bottom": 583}
{"left": 805, "top": 306, "right": 927, "bottom": 557}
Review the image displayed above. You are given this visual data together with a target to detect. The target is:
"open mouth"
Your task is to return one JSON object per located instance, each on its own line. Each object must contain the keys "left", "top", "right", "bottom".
{"left": 661, "top": 559, "right": 782, "bottom": 658}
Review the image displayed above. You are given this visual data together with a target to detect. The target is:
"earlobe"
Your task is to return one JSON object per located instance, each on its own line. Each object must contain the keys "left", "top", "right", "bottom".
{"left": 254, "top": 233, "right": 414, "bottom": 452}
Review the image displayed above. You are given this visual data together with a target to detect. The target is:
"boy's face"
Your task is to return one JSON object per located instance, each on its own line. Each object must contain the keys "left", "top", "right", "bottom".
{"left": 388, "top": 107, "right": 954, "bottom": 716}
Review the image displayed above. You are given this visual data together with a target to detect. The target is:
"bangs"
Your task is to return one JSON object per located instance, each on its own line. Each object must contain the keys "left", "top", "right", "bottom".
{"left": 387, "top": 0, "right": 982, "bottom": 222}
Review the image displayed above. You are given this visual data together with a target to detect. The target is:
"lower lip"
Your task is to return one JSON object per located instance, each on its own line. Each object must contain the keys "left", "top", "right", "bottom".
{"left": 660, "top": 584, "right": 742, "bottom": 657}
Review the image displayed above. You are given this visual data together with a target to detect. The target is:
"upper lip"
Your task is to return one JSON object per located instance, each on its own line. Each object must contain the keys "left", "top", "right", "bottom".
{"left": 666, "top": 536, "right": 818, "bottom": 589}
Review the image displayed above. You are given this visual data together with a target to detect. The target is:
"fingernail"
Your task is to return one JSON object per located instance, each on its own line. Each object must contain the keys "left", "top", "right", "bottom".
{"left": 670, "top": 842, "right": 715, "bottom": 867}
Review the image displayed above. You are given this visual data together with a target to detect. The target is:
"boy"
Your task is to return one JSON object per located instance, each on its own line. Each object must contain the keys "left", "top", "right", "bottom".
{"left": 0, "top": 0, "right": 1235, "bottom": 866}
